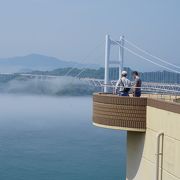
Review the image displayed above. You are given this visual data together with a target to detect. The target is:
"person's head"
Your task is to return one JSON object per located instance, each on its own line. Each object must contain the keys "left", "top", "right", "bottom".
{"left": 132, "top": 71, "right": 139, "bottom": 79}
{"left": 121, "top": 71, "right": 127, "bottom": 77}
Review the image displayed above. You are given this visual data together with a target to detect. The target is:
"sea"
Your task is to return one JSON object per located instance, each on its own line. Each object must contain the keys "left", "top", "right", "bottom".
{"left": 0, "top": 95, "right": 126, "bottom": 180}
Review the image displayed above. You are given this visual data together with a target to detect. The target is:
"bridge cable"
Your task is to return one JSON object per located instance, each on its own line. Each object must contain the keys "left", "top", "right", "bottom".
{"left": 64, "top": 40, "right": 104, "bottom": 77}
{"left": 114, "top": 41, "right": 180, "bottom": 74}
{"left": 75, "top": 58, "right": 102, "bottom": 78}
{"left": 124, "top": 39, "right": 180, "bottom": 69}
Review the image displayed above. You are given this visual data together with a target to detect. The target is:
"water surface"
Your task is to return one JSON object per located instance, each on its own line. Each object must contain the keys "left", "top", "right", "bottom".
{"left": 0, "top": 95, "right": 126, "bottom": 180}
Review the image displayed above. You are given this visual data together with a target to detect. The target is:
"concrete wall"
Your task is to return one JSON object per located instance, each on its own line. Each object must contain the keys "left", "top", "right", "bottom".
{"left": 126, "top": 106, "right": 180, "bottom": 180}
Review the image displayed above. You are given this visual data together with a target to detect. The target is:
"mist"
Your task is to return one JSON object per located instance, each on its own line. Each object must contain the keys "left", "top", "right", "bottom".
{"left": 0, "top": 76, "right": 97, "bottom": 96}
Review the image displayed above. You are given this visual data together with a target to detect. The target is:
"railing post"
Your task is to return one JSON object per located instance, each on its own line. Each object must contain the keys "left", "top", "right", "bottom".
{"left": 119, "top": 35, "right": 124, "bottom": 79}
{"left": 104, "top": 34, "right": 110, "bottom": 93}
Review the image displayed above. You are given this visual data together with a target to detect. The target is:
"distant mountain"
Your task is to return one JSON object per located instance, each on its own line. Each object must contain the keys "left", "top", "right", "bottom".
{"left": 0, "top": 54, "right": 100, "bottom": 73}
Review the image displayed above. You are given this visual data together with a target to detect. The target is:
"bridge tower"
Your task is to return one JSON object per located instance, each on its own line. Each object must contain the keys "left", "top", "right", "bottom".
{"left": 104, "top": 34, "right": 125, "bottom": 92}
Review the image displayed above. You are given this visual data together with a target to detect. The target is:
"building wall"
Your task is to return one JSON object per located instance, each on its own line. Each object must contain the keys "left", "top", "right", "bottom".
{"left": 126, "top": 106, "right": 180, "bottom": 180}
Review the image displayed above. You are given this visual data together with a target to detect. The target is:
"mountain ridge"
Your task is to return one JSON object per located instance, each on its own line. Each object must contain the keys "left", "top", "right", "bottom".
{"left": 0, "top": 53, "right": 100, "bottom": 73}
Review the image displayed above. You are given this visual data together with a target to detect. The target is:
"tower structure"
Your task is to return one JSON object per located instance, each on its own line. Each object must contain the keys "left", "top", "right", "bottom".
{"left": 104, "top": 34, "right": 125, "bottom": 92}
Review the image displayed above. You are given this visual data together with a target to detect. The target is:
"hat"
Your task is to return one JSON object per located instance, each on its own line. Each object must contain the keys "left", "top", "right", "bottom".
{"left": 121, "top": 71, "right": 127, "bottom": 75}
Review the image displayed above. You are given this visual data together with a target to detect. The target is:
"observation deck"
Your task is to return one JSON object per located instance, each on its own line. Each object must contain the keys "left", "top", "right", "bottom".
{"left": 92, "top": 93, "right": 180, "bottom": 132}
{"left": 93, "top": 93, "right": 147, "bottom": 132}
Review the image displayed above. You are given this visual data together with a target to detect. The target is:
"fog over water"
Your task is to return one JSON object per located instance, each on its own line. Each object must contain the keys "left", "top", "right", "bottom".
{"left": 0, "top": 95, "right": 126, "bottom": 180}
{"left": 0, "top": 77, "right": 96, "bottom": 96}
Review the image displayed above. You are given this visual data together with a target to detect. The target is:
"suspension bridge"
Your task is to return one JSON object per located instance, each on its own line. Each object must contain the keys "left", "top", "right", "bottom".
{"left": 0, "top": 34, "right": 180, "bottom": 96}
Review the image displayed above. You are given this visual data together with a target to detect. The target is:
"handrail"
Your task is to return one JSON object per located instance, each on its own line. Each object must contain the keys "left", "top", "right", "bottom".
{"left": 155, "top": 132, "right": 164, "bottom": 180}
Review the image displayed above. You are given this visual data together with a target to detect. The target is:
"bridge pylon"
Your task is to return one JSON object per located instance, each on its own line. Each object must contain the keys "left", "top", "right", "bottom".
{"left": 104, "top": 34, "right": 125, "bottom": 92}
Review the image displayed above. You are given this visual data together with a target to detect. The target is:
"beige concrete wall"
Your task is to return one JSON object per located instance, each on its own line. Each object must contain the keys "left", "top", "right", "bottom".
{"left": 126, "top": 106, "right": 180, "bottom": 180}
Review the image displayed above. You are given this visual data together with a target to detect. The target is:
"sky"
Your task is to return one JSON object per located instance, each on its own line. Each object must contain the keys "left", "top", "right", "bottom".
{"left": 0, "top": 0, "right": 179, "bottom": 71}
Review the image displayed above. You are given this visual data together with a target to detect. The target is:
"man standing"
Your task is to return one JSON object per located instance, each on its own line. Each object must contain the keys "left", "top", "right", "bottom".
{"left": 132, "top": 71, "right": 142, "bottom": 97}
{"left": 115, "top": 71, "right": 131, "bottom": 96}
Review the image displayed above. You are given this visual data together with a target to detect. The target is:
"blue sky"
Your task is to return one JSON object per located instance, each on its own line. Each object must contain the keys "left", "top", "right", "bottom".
{"left": 0, "top": 0, "right": 179, "bottom": 71}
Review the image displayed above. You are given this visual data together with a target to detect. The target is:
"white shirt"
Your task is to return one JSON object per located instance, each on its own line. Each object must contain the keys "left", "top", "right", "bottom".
{"left": 115, "top": 77, "right": 131, "bottom": 92}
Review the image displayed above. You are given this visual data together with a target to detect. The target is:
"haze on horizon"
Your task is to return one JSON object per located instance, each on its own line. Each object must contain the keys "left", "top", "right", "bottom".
{"left": 0, "top": 0, "right": 179, "bottom": 71}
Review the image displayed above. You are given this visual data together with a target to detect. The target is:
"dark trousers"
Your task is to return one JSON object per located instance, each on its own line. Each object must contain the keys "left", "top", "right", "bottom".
{"left": 133, "top": 91, "right": 141, "bottom": 97}
{"left": 119, "top": 92, "right": 129, "bottom": 96}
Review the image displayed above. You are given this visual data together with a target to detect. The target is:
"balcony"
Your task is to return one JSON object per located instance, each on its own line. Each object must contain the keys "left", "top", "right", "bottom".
{"left": 93, "top": 93, "right": 147, "bottom": 132}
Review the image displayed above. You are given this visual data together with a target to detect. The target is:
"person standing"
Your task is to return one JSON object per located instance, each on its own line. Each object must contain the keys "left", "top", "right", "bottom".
{"left": 132, "top": 71, "right": 142, "bottom": 97}
{"left": 115, "top": 71, "right": 131, "bottom": 96}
